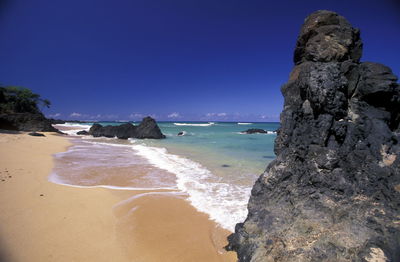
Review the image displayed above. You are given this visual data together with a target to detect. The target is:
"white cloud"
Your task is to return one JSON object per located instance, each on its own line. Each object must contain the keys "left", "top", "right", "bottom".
{"left": 259, "top": 114, "right": 280, "bottom": 121}
{"left": 205, "top": 112, "right": 227, "bottom": 117}
{"left": 70, "top": 112, "right": 82, "bottom": 117}
{"left": 48, "top": 113, "right": 61, "bottom": 118}
{"left": 203, "top": 112, "right": 228, "bottom": 119}
{"left": 167, "top": 112, "right": 181, "bottom": 118}
{"left": 129, "top": 113, "right": 144, "bottom": 119}
{"left": 103, "top": 114, "right": 119, "bottom": 119}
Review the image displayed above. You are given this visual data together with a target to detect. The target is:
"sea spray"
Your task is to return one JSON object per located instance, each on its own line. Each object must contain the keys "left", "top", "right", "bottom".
{"left": 174, "top": 122, "right": 215, "bottom": 127}
{"left": 131, "top": 144, "right": 251, "bottom": 231}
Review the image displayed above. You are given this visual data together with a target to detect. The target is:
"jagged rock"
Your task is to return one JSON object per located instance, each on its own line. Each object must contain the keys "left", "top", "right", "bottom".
{"left": 0, "top": 113, "right": 59, "bottom": 132}
{"left": 135, "top": 117, "right": 166, "bottom": 139}
{"left": 241, "top": 128, "right": 269, "bottom": 134}
{"left": 227, "top": 10, "right": 400, "bottom": 262}
{"left": 90, "top": 123, "right": 136, "bottom": 139}
{"left": 89, "top": 117, "right": 165, "bottom": 139}
{"left": 294, "top": 10, "right": 363, "bottom": 64}
{"left": 28, "top": 132, "right": 45, "bottom": 137}
{"left": 76, "top": 130, "right": 89, "bottom": 135}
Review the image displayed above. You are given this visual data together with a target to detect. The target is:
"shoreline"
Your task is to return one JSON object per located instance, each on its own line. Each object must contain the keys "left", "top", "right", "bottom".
{"left": 0, "top": 131, "right": 236, "bottom": 262}
{"left": 54, "top": 121, "right": 273, "bottom": 232}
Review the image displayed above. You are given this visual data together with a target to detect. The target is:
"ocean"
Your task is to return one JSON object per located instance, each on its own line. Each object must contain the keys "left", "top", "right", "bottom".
{"left": 51, "top": 121, "right": 279, "bottom": 231}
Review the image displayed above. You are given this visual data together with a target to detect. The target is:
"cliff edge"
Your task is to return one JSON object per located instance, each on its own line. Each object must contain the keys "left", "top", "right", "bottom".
{"left": 227, "top": 10, "right": 400, "bottom": 262}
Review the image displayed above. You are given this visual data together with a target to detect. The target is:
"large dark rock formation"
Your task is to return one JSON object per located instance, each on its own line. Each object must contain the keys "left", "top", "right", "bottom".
{"left": 227, "top": 10, "right": 399, "bottom": 262}
{"left": 0, "top": 113, "right": 59, "bottom": 132}
{"left": 0, "top": 86, "right": 60, "bottom": 132}
{"left": 89, "top": 116, "right": 166, "bottom": 139}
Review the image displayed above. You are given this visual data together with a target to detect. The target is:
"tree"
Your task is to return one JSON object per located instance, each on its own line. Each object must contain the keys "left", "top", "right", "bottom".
{"left": 41, "top": 99, "right": 51, "bottom": 109}
{"left": 0, "top": 86, "right": 51, "bottom": 114}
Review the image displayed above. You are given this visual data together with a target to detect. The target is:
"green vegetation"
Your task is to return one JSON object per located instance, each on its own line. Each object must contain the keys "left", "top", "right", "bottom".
{"left": 0, "top": 86, "right": 51, "bottom": 114}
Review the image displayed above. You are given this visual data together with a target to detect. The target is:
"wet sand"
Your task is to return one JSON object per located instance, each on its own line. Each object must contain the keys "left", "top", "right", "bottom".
{"left": 0, "top": 132, "right": 236, "bottom": 262}
{"left": 114, "top": 192, "right": 235, "bottom": 262}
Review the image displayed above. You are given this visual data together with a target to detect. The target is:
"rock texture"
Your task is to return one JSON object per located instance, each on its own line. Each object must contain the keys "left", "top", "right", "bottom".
{"left": 0, "top": 113, "right": 59, "bottom": 132}
{"left": 76, "top": 130, "right": 89, "bottom": 135}
{"left": 227, "top": 10, "right": 400, "bottom": 262}
{"left": 89, "top": 117, "right": 165, "bottom": 139}
{"left": 28, "top": 132, "right": 45, "bottom": 137}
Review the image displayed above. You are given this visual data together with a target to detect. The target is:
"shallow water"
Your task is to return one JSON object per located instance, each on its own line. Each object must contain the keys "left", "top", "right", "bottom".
{"left": 52, "top": 121, "right": 278, "bottom": 231}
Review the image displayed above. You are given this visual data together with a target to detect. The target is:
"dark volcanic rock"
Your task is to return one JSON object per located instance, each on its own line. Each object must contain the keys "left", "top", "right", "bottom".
{"left": 49, "top": 119, "right": 66, "bottom": 124}
{"left": 76, "top": 130, "right": 89, "bottom": 135}
{"left": 177, "top": 131, "right": 185, "bottom": 136}
{"left": 89, "top": 123, "right": 136, "bottom": 139}
{"left": 0, "top": 113, "right": 59, "bottom": 132}
{"left": 28, "top": 132, "right": 45, "bottom": 137}
{"left": 135, "top": 117, "right": 166, "bottom": 139}
{"left": 294, "top": 10, "right": 362, "bottom": 64}
{"left": 227, "top": 10, "right": 400, "bottom": 262}
{"left": 241, "top": 128, "right": 269, "bottom": 134}
{"left": 89, "top": 117, "right": 165, "bottom": 139}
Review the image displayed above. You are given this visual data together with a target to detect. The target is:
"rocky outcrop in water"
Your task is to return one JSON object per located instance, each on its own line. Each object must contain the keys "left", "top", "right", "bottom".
{"left": 227, "top": 10, "right": 400, "bottom": 262}
{"left": 0, "top": 113, "right": 59, "bottom": 132}
{"left": 76, "top": 130, "right": 89, "bottom": 135}
{"left": 89, "top": 116, "right": 166, "bottom": 139}
{"left": 49, "top": 118, "right": 66, "bottom": 124}
{"left": 241, "top": 129, "right": 270, "bottom": 134}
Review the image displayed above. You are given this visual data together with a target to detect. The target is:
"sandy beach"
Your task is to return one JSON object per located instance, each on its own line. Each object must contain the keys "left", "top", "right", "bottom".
{"left": 0, "top": 131, "right": 236, "bottom": 262}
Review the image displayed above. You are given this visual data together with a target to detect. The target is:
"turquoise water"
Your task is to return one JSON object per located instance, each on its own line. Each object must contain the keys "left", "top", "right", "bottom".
{"left": 149, "top": 122, "right": 277, "bottom": 182}
{"left": 65, "top": 121, "right": 277, "bottom": 179}
{"left": 55, "top": 121, "right": 278, "bottom": 231}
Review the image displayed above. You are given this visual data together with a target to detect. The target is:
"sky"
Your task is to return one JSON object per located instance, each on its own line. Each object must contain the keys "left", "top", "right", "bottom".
{"left": 0, "top": 0, "right": 399, "bottom": 122}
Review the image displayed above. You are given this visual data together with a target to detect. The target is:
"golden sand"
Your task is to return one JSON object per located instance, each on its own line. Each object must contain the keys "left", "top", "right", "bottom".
{"left": 0, "top": 132, "right": 236, "bottom": 262}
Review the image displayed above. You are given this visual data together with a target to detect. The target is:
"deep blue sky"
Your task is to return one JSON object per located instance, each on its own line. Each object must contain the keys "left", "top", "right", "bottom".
{"left": 0, "top": 0, "right": 399, "bottom": 121}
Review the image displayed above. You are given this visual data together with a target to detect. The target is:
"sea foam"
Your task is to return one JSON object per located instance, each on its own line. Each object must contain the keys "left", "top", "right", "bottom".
{"left": 50, "top": 138, "right": 251, "bottom": 231}
{"left": 49, "top": 140, "right": 178, "bottom": 191}
{"left": 54, "top": 123, "right": 92, "bottom": 136}
{"left": 174, "top": 122, "right": 215, "bottom": 127}
{"left": 48, "top": 176, "right": 176, "bottom": 191}
{"left": 56, "top": 123, "right": 92, "bottom": 129}
{"left": 236, "top": 131, "right": 276, "bottom": 135}
{"left": 131, "top": 143, "right": 251, "bottom": 231}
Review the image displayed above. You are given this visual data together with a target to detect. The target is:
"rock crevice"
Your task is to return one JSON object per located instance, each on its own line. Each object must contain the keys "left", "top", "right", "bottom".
{"left": 227, "top": 10, "right": 399, "bottom": 262}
